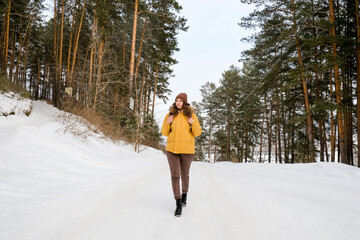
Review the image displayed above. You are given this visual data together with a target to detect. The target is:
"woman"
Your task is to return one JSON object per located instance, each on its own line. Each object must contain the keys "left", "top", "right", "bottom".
{"left": 161, "top": 93, "right": 202, "bottom": 217}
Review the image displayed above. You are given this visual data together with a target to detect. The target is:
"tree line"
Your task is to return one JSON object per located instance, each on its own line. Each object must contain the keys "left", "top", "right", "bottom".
{"left": 0, "top": 0, "right": 187, "bottom": 151}
{"left": 194, "top": 0, "right": 360, "bottom": 167}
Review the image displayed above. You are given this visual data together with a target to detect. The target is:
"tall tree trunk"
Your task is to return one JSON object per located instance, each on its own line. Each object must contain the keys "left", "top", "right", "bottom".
{"left": 133, "top": 18, "right": 148, "bottom": 113}
{"left": 209, "top": 120, "right": 213, "bottom": 161}
{"left": 226, "top": 103, "right": 231, "bottom": 162}
{"left": 9, "top": 30, "right": 15, "bottom": 81}
{"left": 0, "top": 15, "right": 4, "bottom": 64}
{"left": 1, "top": 12, "right": 5, "bottom": 59}
{"left": 22, "top": 27, "right": 31, "bottom": 88}
{"left": 113, "top": 82, "right": 120, "bottom": 113}
{"left": 323, "top": 121, "right": 329, "bottom": 162}
{"left": 214, "top": 146, "right": 217, "bottom": 163}
{"left": 330, "top": 70, "right": 336, "bottom": 162}
{"left": 274, "top": 48, "right": 282, "bottom": 164}
{"left": 276, "top": 91, "right": 282, "bottom": 163}
{"left": 265, "top": 95, "right": 272, "bottom": 163}
{"left": 66, "top": 4, "right": 77, "bottom": 87}
{"left": 14, "top": 17, "right": 31, "bottom": 84}
{"left": 112, "top": 20, "right": 123, "bottom": 113}
{"left": 2, "top": 0, "right": 11, "bottom": 72}
{"left": 74, "top": 58, "right": 82, "bottom": 101}
{"left": 343, "top": 74, "right": 349, "bottom": 165}
{"left": 312, "top": 0, "right": 324, "bottom": 162}
{"left": 329, "top": 0, "right": 346, "bottom": 164}
{"left": 233, "top": 117, "right": 241, "bottom": 162}
{"left": 244, "top": 130, "right": 248, "bottom": 163}
{"left": 240, "top": 132, "right": 244, "bottom": 162}
{"left": 275, "top": 119, "right": 278, "bottom": 164}
{"left": 324, "top": 83, "right": 330, "bottom": 162}
{"left": 291, "top": 0, "right": 316, "bottom": 162}
{"left": 152, "top": 60, "right": 158, "bottom": 119}
{"left": 35, "top": 58, "right": 41, "bottom": 99}
{"left": 121, "top": 28, "right": 126, "bottom": 114}
{"left": 42, "top": 64, "right": 48, "bottom": 99}
{"left": 134, "top": 18, "right": 147, "bottom": 85}
{"left": 281, "top": 91, "right": 288, "bottom": 163}
{"left": 129, "top": 0, "right": 139, "bottom": 106}
{"left": 291, "top": 105, "right": 295, "bottom": 164}
{"left": 15, "top": 16, "right": 23, "bottom": 83}
{"left": 142, "top": 64, "right": 149, "bottom": 123}
{"left": 53, "top": 0, "right": 59, "bottom": 106}
{"left": 335, "top": 116, "right": 341, "bottom": 162}
{"left": 80, "top": 43, "right": 90, "bottom": 102}
{"left": 58, "top": 0, "right": 65, "bottom": 87}
{"left": 317, "top": 86, "right": 325, "bottom": 162}
{"left": 113, "top": 39, "right": 121, "bottom": 114}
{"left": 356, "top": 0, "right": 360, "bottom": 167}
{"left": 93, "top": 39, "right": 104, "bottom": 110}
{"left": 69, "top": 0, "right": 87, "bottom": 87}
{"left": 259, "top": 110, "right": 265, "bottom": 163}
{"left": 146, "top": 76, "right": 151, "bottom": 117}
{"left": 347, "top": 80, "right": 353, "bottom": 165}
{"left": 88, "top": 14, "right": 97, "bottom": 106}
{"left": 135, "top": 62, "right": 147, "bottom": 152}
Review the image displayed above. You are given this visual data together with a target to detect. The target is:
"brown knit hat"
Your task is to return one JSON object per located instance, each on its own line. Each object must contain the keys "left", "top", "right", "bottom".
{"left": 175, "top": 93, "right": 188, "bottom": 104}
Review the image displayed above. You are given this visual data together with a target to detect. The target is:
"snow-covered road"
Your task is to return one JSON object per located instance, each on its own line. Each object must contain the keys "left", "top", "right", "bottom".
{"left": 1, "top": 100, "right": 360, "bottom": 240}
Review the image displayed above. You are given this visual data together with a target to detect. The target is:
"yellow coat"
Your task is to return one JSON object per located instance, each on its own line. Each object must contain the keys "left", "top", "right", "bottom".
{"left": 161, "top": 110, "right": 202, "bottom": 154}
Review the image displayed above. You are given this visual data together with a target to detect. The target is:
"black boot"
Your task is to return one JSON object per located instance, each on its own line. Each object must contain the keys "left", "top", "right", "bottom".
{"left": 174, "top": 198, "right": 182, "bottom": 217}
{"left": 181, "top": 193, "right": 187, "bottom": 207}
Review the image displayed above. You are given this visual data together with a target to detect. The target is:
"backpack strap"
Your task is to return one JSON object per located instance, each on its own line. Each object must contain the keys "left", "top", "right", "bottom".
{"left": 169, "top": 112, "right": 173, "bottom": 133}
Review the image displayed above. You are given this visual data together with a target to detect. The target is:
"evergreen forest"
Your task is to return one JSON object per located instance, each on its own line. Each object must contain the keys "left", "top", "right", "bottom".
{"left": 0, "top": 0, "right": 187, "bottom": 152}
{"left": 1, "top": 0, "right": 360, "bottom": 167}
{"left": 194, "top": 0, "right": 360, "bottom": 168}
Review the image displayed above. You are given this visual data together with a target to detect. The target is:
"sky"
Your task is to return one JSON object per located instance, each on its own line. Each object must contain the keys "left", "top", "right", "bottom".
{"left": 154, "top": 0, "right": 256, "bottom": 124}
{"left": 167, "top": 0, "right": 256, "bottom": 104}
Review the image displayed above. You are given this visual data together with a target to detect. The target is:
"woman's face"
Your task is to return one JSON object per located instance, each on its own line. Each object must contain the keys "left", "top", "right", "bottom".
{"left": 175, "top": 98, "right": 184, "bottom": 109}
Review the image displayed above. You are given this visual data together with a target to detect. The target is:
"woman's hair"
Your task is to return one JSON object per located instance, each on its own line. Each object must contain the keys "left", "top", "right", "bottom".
{"left": 170, "top": 102, "right": 193, "bottom": 118}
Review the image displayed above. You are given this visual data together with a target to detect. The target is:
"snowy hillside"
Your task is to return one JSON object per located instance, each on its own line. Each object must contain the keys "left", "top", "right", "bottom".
{"left": 0, "top": 91, "right": 32, "bottom": 116}
{"left": 1, "top": 97, "right": 360, "bottom": 240}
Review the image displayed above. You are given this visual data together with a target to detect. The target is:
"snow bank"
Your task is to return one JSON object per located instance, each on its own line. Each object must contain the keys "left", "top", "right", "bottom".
{"left": 0, "top": 91, "right": 32, "bottom": 116}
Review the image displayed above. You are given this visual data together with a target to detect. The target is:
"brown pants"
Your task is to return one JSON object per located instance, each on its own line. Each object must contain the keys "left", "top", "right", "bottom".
{"left": 166, "top": 151, "right": 194, "bottom": 199}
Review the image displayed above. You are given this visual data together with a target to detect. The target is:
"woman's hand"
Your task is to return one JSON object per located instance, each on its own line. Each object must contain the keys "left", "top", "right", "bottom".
{"left": 167, "top": 115, "right": 174, "bottom": 124}
{"left": 188, "top": 117, "right": 194, "bottom": 124}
